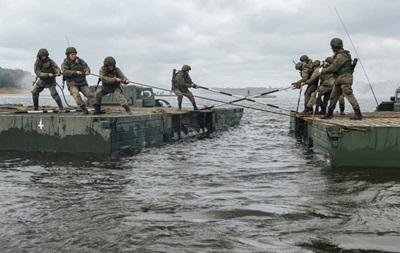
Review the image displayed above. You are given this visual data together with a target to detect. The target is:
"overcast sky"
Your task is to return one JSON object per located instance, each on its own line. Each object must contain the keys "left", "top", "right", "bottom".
{"left": 1, "top": 0, "right": 399, "bottom": 97}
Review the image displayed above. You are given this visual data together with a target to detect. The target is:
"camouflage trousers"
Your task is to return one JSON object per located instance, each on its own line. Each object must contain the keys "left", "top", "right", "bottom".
{"left": 69, "top": 84, "right": 96, "bottom": 107}
{"left": 95, "top": 85, "right": 128, "bottom": 106}
{"left": 303, "top": 84, "right": 317, "bottom": 107}
{"left": 172, "top": 88, "right": 196, "bottom": 105}
{"left": 307, "top": 86, "right": 345, "bottom": 109}
{"left": 31, "top": 82, "right": 60, "bottom": 100}
{"left": 328, "top": 83, "right": 359, "bottom": 111}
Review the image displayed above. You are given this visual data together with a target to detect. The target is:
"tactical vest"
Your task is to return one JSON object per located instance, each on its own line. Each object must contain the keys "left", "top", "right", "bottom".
{"left": 333, "top": 50, "right": 352, "bottom": 75}
{"left": 37, "top": 59, "right": 56, "bottom": 84}
{"left": 103, "top": 66, "right": 119, "bottom": 78}
{"left": 172, "top": 71, "right": 192, "bottom": 90}
{"left": 66, "top": 57, "right": 85, "bottom": 82}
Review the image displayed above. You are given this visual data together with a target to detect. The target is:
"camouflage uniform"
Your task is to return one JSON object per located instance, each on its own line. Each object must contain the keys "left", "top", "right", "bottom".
{"left": 303, "top": 61, "right": 321, "bottom": 112}
{"left": 32, "top": 48, "right": 63, "bottom": 110}
{"left": 172, "top": 65, "right": 198, "bottom": 110}
{"left": 292, "top": 62, "right": 313, "bottom": 113}
{"left": 321, "top": 38, "right": 362, "bottom": 120}
{"left": 310, "top": 58, "right": 345, "bottom": 115}
{"left": 94, "top": 56, "right": 131, "bottom": 114}
{"left": 61, "top": 47, "right": 95, "bottom": 112}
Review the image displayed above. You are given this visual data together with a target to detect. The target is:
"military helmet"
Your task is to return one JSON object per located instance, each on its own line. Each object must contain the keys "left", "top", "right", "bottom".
{"left": 299, "top": 55, "right": 309, "bottom": 61}
{"left": 295, "top": 62, "right": 303, "bottom": 70}
{"left": 65, "top": 47, "right": 77, "bottom": 55}
{"left": 325, "top": 56, "right": 332, "bottom": 63}
{"left": 312, "top": 60, "right": 321, "bottom": 68}
{"left": 330, "top": 38, "right": 343, "bottom": 49}
{"left": 37, "top": 48, "right": 49, "bottom": 57}
{"left": 182, "top": 64, "right": 191, "bottom": 71}
{"left": 104, "top": 56, "right": 116, "bottom": 66}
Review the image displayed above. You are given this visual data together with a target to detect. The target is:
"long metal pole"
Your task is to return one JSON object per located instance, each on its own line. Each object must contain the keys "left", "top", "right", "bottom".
{"left": 203, "top": 86, "right": 293, "bottom": 110}
{"left": 90, "top": 74, "right": 290, "bottom": 116}
{"left": 196, "top": 85, "right": 292, "bottom": 112}
{"left": 334, "top": 6, "right": 378, "bottom": 106}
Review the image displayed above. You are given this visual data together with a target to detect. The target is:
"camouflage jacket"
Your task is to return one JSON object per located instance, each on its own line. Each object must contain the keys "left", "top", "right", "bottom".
{"left": 61, "top": 57, "right": 90, "bottom": 86}
{"left": 172, "top": 70, "right": 194, "bottom": 91}
{"left": 294, "top": 64, "right": 313, "bottom": 84}
{"left": 99, "top": 66, "right": 128, "bottom": 87}
{"left": 320, "top": 67, "right": 335, "bottom": 87}
{"left": 34, "top": 58, "right": 60, "bottom": 85}
{"left": 321, "top": 49, "right": 353, "bottom": 85}
{"left": 304, "top": 68, "right": 320, "bottom": 86}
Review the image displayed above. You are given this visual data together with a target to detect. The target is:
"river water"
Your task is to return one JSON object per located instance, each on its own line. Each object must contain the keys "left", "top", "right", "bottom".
{"left": 0, "top": 92, "right": 399, "bottom": 253}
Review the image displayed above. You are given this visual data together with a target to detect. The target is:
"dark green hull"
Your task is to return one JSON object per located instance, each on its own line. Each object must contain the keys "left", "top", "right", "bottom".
{"left": 0, "top": 107, "right": 243, "bottom": 155}
{"left": 290, "top": 112, "right": 400, "bottom": 168}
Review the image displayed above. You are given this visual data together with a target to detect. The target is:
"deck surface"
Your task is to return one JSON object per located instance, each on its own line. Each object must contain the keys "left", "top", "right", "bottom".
{"left": 295, "top": 112, "right": 400, "bottom": 128}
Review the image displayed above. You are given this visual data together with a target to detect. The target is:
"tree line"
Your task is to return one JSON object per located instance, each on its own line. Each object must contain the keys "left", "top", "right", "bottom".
{"left": 0, "top": 67, "right": 33, "bottom": 89}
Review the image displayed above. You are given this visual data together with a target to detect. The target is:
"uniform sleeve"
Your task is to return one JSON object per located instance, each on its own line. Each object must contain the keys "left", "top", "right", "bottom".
{"left": 321, "top": 53, "right": 347, "bottom": 74}
{"left": 305, "top": 69, "right": 320, "bottom": 85}
{"left": 61, "top": 59, "right": 75, "bottom": 77}
{"left": 79, "top": 58, "right": 91, "bottom": 73}
{"left": 175, "top": 72, "right": 193, "bottom": 88}
{"left": 295, "top": 69, "right": 310, "bottom": 84}
{"left": 34, "top": 61, "right": 48, "bottom": 78}
{"left": 50, "top": 59, "right": 61, "bottom": 74}
{"left": 99, "top": 67, "right": 117, "bottom": 85}
{"left": 116, "top": 68, "right": 128, "bottom": 82}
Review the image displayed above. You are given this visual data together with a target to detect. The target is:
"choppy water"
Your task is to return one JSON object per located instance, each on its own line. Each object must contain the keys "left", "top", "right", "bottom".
{"left": 1, "top": 93, "right": 400, "bottom": 253}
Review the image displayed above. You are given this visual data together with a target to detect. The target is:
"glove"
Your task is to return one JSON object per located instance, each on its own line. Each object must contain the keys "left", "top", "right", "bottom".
{"left": 192, "top": 84, "right": 198, "bottom": 88}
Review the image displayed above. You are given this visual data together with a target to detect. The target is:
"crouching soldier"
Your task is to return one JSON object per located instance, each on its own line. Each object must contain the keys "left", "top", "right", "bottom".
{"left": 94, "top": 56, "right": 131, "bottom": 115}
{"left": 32, "top": 48, "right": 63, "bottom": 111}
{"left": 61, "top": 47, "right": 95, "bottom": 115}
{"left": 171, "top": 64, "right": 199, "bottom": 111}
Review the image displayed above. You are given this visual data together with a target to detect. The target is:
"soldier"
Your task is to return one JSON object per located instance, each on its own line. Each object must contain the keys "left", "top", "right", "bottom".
{"left": 61, "top": 47, "right": 95, "bottom": 114}
{"left": 94, "top": 56, "right": 131, "bottom": 115}
{"left": 313, "top": 57, "right": 346, "bottom": 115}
{"left": 171, "top": 64, "right": 199, "bottom": 110}
{"left": 321, "top": 38, "right": 362, "bottom": 120}
{"left": 299, "top": 54, "right": 312, "bottom": 66}
{"left": 301, "top": 60, "right": 321, "bottom": 113}
{"left": 292, "top": 56, "right": 313, "bottom": 113}
{"left": 32, "top": 48, "right": 63, "bottom": 111}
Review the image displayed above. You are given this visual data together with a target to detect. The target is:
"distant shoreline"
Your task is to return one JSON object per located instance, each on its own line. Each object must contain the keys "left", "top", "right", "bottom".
{"left": 0, "top": 88, "right": 30, "bottom": 94}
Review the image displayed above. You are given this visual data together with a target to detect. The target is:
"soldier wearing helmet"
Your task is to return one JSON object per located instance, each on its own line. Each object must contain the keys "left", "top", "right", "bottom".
{"left": 292, "top": 55, "right": 314, "bottom": 113}
{"left": 93, "top": 56, "right": 131, "bottom": 115}
{"left": 311, "top": 56, "right": 346, "bottom": 115}
{"left": 320, "top": 38, "right": 362, "bottom": 120}
{"left": 171, "top": 64, "right": 199, "bottom": 111}
{"left": 301, "top": 60, "right": 321, "bottom": 113}
{"left": 32, "top": 48, "right": 63, "bottom": 111}
{"left": 61, "top": 47, "right": 95, "bottom": 114}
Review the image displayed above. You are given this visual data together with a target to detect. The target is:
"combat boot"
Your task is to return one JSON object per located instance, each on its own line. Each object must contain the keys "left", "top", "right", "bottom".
{"left": 340, "top": 105, "right": 345, "bottom": 115}
{"left": 321, "top": 109, "right": 334, "bottom": 119}
{"left": 80, "top": 105, "right": 89, "bottom": 115}
{"left": 93, "top": 104, "right": 106, "bottom": 115}
{"left": 123, "top": 105, "right": 132, "bottom": 115}
{"left": 33, "top": 97, "right": 39, "bottom": 111}
{"left": 193, "top": 103, "right": 199, "bottom": 111}
{"left": 55, "top": 99, "right": 64, "bottom": 113}
{"left": 302, "top": 106, "right": 313, "bottom": 114}
{"left": 350, "top": 108, "right": 363, "bottom": 120}
{"left": 318, "top": 107, "right": 326, "bottom": 115}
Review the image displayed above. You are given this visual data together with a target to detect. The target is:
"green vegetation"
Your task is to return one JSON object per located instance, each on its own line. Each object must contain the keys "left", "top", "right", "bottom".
{"left": 0, "top": 67, "right": 33, "bottom": 89}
